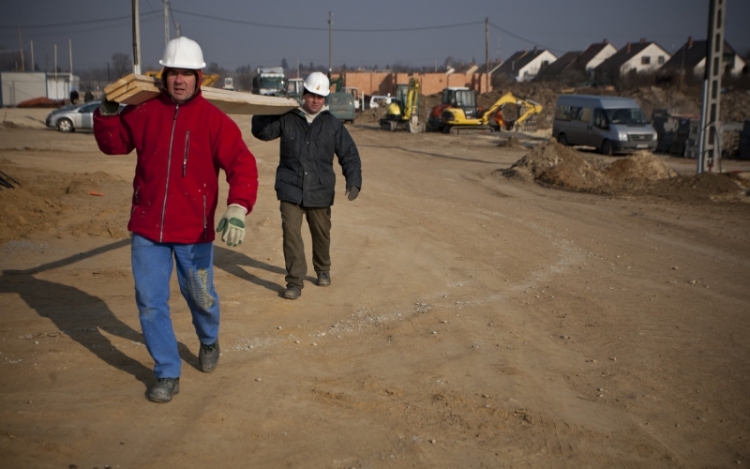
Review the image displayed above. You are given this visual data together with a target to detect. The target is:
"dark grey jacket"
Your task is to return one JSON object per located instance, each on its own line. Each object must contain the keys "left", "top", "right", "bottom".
{"left": 252, "top": 110, "right": 362, "bottom": 207}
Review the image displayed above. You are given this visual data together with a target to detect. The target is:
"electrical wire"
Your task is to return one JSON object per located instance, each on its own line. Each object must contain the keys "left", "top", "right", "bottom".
{"left": 170, "top": 8, "right": 483, "bottom": 32}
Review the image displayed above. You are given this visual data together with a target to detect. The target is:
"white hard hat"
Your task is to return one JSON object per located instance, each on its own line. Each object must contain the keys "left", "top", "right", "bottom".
{"left": 303, "top": 72, "right": 330, "bottom": 97}
{"left": 159, "top": 37, "right": 206, "bottom": 69}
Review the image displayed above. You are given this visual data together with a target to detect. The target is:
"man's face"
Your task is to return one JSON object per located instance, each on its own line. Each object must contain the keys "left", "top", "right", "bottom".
{"left": 301, "top": 92, "right": 326, "bottom": 114}
{"left": 165, "top": 69, "right": 197, "bottom": 103}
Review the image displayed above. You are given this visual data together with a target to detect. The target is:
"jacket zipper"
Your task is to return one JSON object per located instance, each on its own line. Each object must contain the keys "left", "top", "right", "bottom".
{"left": 182, "top": 131, "right": 190, "bottom": 177}
{"left": 160, "top": 104, "right": 180, "bottom": 242}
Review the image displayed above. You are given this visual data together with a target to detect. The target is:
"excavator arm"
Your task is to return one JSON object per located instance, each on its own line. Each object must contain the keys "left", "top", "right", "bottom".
{"left": 482, "top": 92, "right": 542, "bottom": 130}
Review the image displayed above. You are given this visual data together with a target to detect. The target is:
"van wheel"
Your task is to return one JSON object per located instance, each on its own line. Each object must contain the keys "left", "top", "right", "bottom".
{"left": 600, "top": 140, "right": 613, "bottom": 156}
{"left": 556, "top": 133, "right": 569, "bottom": 145}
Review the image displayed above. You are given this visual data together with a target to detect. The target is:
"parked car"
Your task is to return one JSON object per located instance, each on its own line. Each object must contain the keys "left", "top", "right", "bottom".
{"left": 45, "top": 100, "right": 125, "bottom": 133}
{"left": 326, "top": 92, "right": 356, "bottom": 123}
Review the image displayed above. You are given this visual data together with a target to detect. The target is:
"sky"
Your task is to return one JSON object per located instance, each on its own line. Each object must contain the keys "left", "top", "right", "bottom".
{"left": 1, "top": 0, "right": 749, "bottom": 74}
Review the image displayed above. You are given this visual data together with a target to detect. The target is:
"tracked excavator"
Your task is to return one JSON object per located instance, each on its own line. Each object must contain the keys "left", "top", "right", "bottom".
{"left": 379, "top": 77, "right": 424, "bottom": 133}
{"left": 440, "top": 91, "right": 542, "bottom": 135}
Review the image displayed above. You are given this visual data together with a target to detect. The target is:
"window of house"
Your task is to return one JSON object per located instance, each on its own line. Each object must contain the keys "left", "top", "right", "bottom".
{"left": 641, "top": 56, "right": 651, "bottom": 65}
{"left": 658, "top": 56, "right": 665, "bottom": 64}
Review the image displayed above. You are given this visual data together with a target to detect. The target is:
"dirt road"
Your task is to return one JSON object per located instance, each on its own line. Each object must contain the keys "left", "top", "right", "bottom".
{"left": 1, "top": 109, "right": 750, "bottom": 468}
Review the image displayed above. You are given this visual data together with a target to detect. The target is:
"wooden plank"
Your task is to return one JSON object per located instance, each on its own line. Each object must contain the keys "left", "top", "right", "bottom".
{"left": 202, "top": 88, "right": 298, "bottom": 115}
{"left": 103, "top": 73, "right": 300, "bottom": 114}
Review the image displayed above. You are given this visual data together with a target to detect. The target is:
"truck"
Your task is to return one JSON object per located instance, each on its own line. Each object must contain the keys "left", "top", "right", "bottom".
{"left": 222, "top": 77, "right": 235, "bottom": 91}
{"left": 552, "top": 95, "right": 658, "bottom": 155}
{"left": 252, "top": 67, "right": 286, "bottom": 96}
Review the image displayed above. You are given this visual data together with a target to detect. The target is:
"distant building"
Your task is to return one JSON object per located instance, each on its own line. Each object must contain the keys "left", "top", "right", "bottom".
{"left": 662, "top": 36, "right": 747, "bottom": 76}
{"left": 0, "top": 72, "right": 79, "bottom": 106}
{"left": 595, "top": 39, "right": 671, "bottom": 84}
{"left": 534, "top": 51, "right": 581, "bottom": 82}
{"left": 577, "top": 40, "right": 618, "bottom": 72}
{"left": 495, "top": 47, "right": 558, "bottom": 82}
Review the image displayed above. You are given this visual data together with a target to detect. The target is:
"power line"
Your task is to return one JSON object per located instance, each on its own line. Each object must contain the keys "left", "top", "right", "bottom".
{"left": 171, "top": 9, "right": 483, "bottom": 32}
{"left": 489, "top": 21, "right": 563, "bottom": 55}
{"left": 0, "top": 11, "right": 160, "bottom": 30}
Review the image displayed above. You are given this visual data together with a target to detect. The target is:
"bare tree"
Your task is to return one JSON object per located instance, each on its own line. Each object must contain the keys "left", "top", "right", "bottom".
{"left": 111, "top": 53, "right": 131, "bottom": 79}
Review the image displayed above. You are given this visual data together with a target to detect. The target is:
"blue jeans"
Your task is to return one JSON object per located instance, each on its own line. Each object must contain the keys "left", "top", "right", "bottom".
{"left": 131, "top": 234, "right": 220, "bottom": 378}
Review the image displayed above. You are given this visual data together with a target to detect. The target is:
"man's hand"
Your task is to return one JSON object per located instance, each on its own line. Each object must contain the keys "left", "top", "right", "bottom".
{"left": 99, "top": 97, "right": 120, "bottom": 116}
{"left": 215, "top": 204, "right": 247, "bottom": 246}
{"left": 345, "top": 186, "right": 359, "bottom": 201}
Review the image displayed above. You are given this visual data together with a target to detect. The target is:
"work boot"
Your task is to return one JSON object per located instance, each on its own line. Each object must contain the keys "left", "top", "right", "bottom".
{"left": 317, "top": 272, "right": 331, "bottom": 287}
{"left": 199, "top": 341, "right": 220, "bottom": 373}
{"left": 283, "top": 285, "right": 302, "bottom": 300}
{"left": 148, "top": 377, "right": 180, "bottom": 403}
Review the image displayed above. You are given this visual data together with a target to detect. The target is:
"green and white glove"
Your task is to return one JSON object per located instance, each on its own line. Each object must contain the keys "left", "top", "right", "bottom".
{"left": 216, "top": 204, "right": 247, "bottom": 247}
{"left": 99, "top": 97, "right": 120, "bottom": 116}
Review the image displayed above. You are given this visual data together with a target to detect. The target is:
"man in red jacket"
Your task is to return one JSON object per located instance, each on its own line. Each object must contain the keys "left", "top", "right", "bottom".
{"left": 94, "top": 37, "right": 258, "bottom": 403}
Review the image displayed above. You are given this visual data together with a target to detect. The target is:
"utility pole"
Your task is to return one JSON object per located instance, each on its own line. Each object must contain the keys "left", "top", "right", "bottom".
{"left": 164, "top": 0, "right": 170, "bottom": 45}
{"left": 54, "top": 44, "right": 58, "bottom": 98}
{"left": 485, "top": 17, "right": 490, "bottom": 92}
{"left": 132, "top": 0, "right": 142, "bottom": 74}
{"left": 328, "top": 11, "right": 333, "bottom": 79}
{"left": 18, "top": 26, "right": 24, "bottom": 71}
{"left": 30, "top": 40, "right": 34, "bottom": 72}
{"left": 69, "top": 38, "right": 73, "bottom": 76}
{"left": 697, "top": 0, "right": 725, "bottom": 174}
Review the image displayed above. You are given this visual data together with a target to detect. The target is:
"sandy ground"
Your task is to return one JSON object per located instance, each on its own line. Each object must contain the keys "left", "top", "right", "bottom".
{"left": 1, "top": 108, "right": 750, "bottom": 468}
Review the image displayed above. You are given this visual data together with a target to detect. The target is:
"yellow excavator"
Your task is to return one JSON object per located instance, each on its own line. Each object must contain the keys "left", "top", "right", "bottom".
{"left": 379, "top": 77, "right": 424, "bottom": 133}
{"left": 144, "top": 70, "right": 221, "bottom": 87}
{"left": 440, "top": 91, "right": 542, "bottom": 135}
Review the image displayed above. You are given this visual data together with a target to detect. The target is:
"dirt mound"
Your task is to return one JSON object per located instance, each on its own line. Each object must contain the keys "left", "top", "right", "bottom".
{"left": 0, "top": 159, "right": 130, "bottom": 245}
{"left": 17, "top": 97, "right": 65, "bottom": 108}
{"left": 501, "top": 139, "right": 609, "bottom": 191}
{"left": 604, "top": 150, "right": 678, "bottom": 188}
{"left": 499, "top": 141, "right": 750, "bottom": 201}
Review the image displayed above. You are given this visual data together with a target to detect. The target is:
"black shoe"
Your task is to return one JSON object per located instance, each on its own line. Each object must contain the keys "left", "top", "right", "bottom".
{"left": 148, "top": 378, "right": 180, "bottom": 403}
{"left": 199, "top": 341, "right": 220, "bottom": 373}
{"left": 283, "top": 285, "right": 302, "bottom": 300}
{"left": 317, "top": 272, "right": 331, "bottom": 287}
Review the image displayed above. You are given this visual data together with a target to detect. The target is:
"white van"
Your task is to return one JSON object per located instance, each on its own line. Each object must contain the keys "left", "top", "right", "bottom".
{"left": 552, "top": 95, "right": 658, "bottom": 155}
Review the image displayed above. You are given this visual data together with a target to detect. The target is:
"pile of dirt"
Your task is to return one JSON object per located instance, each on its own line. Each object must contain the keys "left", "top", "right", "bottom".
{"left": 499, "top": 140, "right": 750, "bottom": 201}
{"left": 17, "top": 97, "right": 65, "bottom": 108}
{"left": 0, "top": 159, "right": 130, "bottom": 245}
{"left": 501, "top": 139, "right": 609, "bottom": 191}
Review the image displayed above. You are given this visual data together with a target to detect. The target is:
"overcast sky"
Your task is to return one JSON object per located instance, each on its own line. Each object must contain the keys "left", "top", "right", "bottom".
{"left": 1, "top": 0, "right": 749, "bottom": 73}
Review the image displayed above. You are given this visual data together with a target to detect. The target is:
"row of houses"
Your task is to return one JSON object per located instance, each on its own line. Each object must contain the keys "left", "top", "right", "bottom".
{"left": 487, "top": 37, "right": 747, "bottom": 83}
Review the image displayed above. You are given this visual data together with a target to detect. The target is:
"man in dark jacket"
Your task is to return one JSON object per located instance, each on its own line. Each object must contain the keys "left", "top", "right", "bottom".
{"left": 252, "top": 72, "right": 362, "bottom": 300}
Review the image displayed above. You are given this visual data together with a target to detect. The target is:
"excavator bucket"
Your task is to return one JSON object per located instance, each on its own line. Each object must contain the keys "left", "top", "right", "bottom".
{"left": 408, "top": 115, "right": 424, "bottom": 133}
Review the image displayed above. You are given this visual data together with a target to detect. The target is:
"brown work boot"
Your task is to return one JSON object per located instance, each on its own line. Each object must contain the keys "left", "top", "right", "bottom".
{"left": 148, "top": 378, "right": 180, "bottom": 403}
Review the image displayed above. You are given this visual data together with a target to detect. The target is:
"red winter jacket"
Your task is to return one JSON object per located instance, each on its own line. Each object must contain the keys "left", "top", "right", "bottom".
{"left": 94, "top": 90, "right": 258, "bottom": 244}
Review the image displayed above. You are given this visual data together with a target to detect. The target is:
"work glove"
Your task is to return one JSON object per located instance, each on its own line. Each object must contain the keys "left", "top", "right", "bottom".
{"left": 99, "top": 97, "right": 120, "bottom": 116}
{"left": 345, "top": 186, "right": 359, "bottom": 201}
{"left": 215, "top": 204, "right": 247, "bottom": 247}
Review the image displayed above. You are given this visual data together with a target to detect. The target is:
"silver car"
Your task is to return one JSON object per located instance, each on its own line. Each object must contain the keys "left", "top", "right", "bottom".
{"left": 45, "top": 101, "right": 125, "bottom": 133}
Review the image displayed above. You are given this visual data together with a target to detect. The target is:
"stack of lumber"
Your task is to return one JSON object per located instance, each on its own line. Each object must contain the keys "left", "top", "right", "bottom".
{"left": 103, "top": 74, "right": 299, "bottom": 115}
